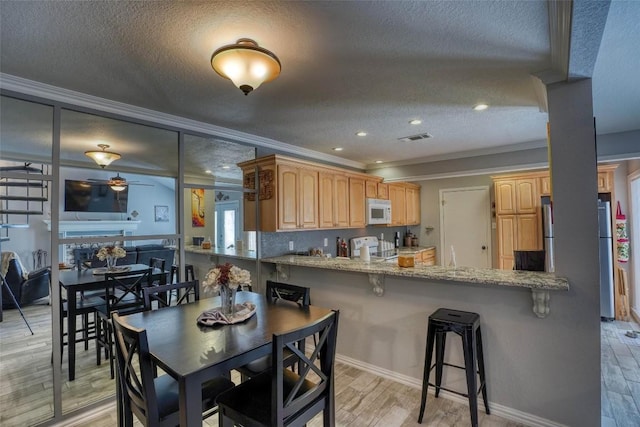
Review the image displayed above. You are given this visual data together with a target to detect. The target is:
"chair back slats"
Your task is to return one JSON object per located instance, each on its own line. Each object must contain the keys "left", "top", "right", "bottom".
{"left": 105, "top": 268, "right": 152, "bottom": 314}
{"left": 143, "top": 280, "right": 200, "bottom": 311}
{"left": 112, "top": 313, "right": 162, "bottom": 425}
{"left": 266, "top": 280, "right": 311, "bottom": 307}
{"left": 271, "top": 310, "right": 339, "bottom": 425}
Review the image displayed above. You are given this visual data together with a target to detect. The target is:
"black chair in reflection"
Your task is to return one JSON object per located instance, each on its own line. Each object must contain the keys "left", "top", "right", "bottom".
{"left": 95, "top": 268, "right": 152, "bottom": 379}
{"left": 217, "top": 310, "right": 340, "bottom": 427}
{"left": 143, "top": 280, "right": 200, "bottom": 311}
{"left": 148, "top": 257, "right": 167, "bottom": 287}
{"left": 112, "top": 313, "right": 235, "bottom": 427}
{"left": 235, "top": 281, "right": 311, "bottom": 380}
{"left": 170, "top": 263, "right": 195, "bottom": 283}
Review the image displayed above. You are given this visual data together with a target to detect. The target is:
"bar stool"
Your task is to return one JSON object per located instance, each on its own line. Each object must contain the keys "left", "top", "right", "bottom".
{"left": 418, "top": 308, "right": 489, "bottom": 427}
{"left": 170, "top": 264, "right": 195, "bottom": 283}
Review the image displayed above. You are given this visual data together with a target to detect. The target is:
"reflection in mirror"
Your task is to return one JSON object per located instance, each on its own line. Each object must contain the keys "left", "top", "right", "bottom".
{"left": 58, "top": 109, "right": 179, "bottom": 413}
{"left": 183, "top": 134, "right": 254, "bottom": 185}
{"left": 0, "top": 95, "right": 54, "bottom": 425}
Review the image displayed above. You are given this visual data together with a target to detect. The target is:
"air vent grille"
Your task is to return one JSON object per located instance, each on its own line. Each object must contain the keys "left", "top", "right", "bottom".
{"left": 397, "top": 133, "right": 433, "bottom": 142}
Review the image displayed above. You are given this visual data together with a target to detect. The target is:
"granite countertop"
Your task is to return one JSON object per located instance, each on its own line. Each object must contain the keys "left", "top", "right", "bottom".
{"left": 184, "top": 245, "right": 257, "bottom": 260}
{"left": 261, "top": 255, "right": 569, "bottom": 291}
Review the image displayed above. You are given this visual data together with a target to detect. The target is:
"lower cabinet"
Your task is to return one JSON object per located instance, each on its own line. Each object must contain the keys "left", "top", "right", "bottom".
{"left": 496, "top": 214, "right": 540, "bottom": 270}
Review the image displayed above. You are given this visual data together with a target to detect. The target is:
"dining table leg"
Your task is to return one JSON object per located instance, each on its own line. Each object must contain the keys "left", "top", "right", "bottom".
{"left": 179, "top": 377, "right": 202, "bottom": 426}
{"left": 67, "top": 289, "right": 77, "bottom": 381}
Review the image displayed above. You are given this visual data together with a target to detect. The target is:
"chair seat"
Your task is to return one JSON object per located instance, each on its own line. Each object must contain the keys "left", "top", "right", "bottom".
{"left": 217, "top": 369, "right": 315, "bottom": 426}
{"left": 155, "top": 374, "right": 235, "bottom": 419}
{"left": 237, "top": 348, "right": 297, "bottom": 377}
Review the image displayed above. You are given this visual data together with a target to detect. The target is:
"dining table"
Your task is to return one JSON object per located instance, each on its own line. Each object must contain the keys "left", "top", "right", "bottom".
{"left": 58, "top": 263, "right": 167, "bottom": 381}
{"left": 117, "top": 291, "right": 334, "bottom": 427}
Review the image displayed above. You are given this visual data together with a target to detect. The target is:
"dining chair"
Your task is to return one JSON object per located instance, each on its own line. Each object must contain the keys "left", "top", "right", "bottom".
{"left": 148, "top": 256, "right": 167, "bottom": 289}
{"left": 95, "top": 268, "right": 152, "bottom": 379}
{"left": 217, "top": 309, "right": 339, "bottom": 427}
{"left": 143, "top": 280, "right": 200, "bottom": 311}
{"left": 235, "top": 281, "right": 312, "bottom": 380}
{"left": 111, "top": 313, "right": 235, "bottom": 427}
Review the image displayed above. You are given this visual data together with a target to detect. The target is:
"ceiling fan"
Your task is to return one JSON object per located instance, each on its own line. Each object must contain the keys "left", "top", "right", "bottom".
{"left": 88, "top": 173, "right": 153, "bottom": 192}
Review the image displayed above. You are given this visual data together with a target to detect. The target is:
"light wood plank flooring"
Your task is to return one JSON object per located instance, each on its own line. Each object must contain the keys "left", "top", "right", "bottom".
{"left": 4, "top": 302, "right": 639, "bottom": 426}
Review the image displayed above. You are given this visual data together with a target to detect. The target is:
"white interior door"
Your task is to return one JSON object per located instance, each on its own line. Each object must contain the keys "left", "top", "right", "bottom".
{"left": 440, "top": 186, "right": 491, "bottom": 268}
{"left": 215, "top": 201, "right": 240, "bottom": 249}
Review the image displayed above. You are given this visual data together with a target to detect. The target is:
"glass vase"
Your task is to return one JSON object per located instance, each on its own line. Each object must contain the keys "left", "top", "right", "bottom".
{"left": 219, "top": 284, "right": 237, "bottom": 317}
{"left": 106, "top": 255, "right": 117, "bottom": 270}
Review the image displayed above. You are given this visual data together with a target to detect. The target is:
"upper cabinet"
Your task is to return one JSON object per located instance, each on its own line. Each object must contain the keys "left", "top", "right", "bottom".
{"left": 387, "top": 182, "right": 420, "bottom": 226}
{"left": 239, "top": 155, "right": 409, "bottom": 231}
{"left": 494, "top": 178, "right": 537, "bottom": 215}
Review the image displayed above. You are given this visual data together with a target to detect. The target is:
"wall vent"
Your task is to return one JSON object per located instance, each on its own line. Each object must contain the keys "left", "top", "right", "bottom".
{"left": 397, "top": 133, "right": 433, "bottom": 142}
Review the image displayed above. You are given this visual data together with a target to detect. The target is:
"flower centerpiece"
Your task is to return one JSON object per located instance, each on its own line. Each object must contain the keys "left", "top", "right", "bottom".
{"left": 96, "top": 245, "right": 127, "bottom": 270}
{"left": 202, "top": 263, "right": 251, "bottom": 316}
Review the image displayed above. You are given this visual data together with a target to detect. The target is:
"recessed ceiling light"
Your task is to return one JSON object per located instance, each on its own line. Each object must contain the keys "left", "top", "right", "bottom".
{"left": 375, "top": 160, "right": 383, "bottom": 164}
{"left": 473, "top": 104, "right": 489, "bottom": 111}
{"left": 205, "top": 170, "right": 212, "bottom": 174}
{"left": 222, "top": 165, "right": 230, "bottom": 169}
{"left": 333, "top": 147, "right": 343, "bottom": 151}
{"left": 356, "top": 131, "right": 367, "bottom": 137}
{"left": 409, "top": 119, "right": 422, "bottom": 125}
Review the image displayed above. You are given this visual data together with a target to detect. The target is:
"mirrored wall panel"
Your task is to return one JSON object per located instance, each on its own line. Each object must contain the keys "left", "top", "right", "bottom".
{"left": 0, "top": 95, "right": 54, "bottom": 426}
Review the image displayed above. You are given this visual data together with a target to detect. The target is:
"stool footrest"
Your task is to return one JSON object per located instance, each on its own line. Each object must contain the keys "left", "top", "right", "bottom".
{"left": 427, "top": 382, "right": 487, "bottom": 398}
{"left": 429, "top": 362, "right": 480, "bottom": 376}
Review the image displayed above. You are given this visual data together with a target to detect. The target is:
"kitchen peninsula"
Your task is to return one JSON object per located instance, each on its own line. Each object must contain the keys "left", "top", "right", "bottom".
{"left": 183, "top": 244, "right": 257, "bottom": 288}
{"left": 259, "top": 255, "right": 574, "bottom": 425}
{"left": 262, "top": 255, "right": 568, "bottom": 318}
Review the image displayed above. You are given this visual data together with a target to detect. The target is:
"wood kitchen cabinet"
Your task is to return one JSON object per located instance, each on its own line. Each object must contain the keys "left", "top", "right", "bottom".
{"left": 494, "top": 178, "right": 537, "bottom": 215}
{"left": 388, "top": 183, "right": 406, "bottom": 226}
{"left": 496, "top": 214, "right": 541, "bottom": 270}
{"left": 349, "top": 177, "right": 366, "bottom": 227}
{"left": 239, "top": 154, "right": 418, "bottom": 231}
{"left": 278, "top": 163, "right": 319, "bottom": 230}
{"left": 405, "top": 184, "right": 420, "bottom": 225}
{"left": 319, "top": 172, "right": 349, "bottom": 228}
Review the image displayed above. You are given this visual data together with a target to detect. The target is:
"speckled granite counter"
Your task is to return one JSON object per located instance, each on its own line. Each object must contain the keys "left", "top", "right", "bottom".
{"left": 261, "top": 255, "right": 568, "bottom": 290}
{"left": 184, "top": 245, "right": 257, "bottom": 260}
{"left": 262, "top": 255, "right": 567, "bottom": 318}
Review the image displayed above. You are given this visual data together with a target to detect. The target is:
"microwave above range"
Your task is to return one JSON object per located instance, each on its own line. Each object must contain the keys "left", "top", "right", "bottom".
{"left": 366, "top": 198, "right": 392, "bottom": 225}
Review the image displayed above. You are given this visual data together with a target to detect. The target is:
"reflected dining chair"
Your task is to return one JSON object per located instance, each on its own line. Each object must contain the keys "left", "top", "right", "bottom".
{"left": 142, "top": 280, "right": 200, "bottom": 311}
{"left": 235, "top": 281, "right": 312, "bottom": 381}
{"left": 112, "top": 313, "right": 235, "bottom": 427}
{"left": 96, "top": 268, "right": 152, "bottom": 379}
{"left": 217, "top": 310, "right": 339, "bottom": 427}
{"left": 148, "top": 257, "right": 167, "bottom": 286}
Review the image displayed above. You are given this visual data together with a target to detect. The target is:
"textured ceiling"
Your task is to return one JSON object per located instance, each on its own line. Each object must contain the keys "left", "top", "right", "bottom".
{"left": 0, "top": 1, "right": 638, "bottom": 169}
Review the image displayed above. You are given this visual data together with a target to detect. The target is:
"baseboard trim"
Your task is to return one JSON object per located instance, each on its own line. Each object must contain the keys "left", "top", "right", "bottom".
{"left": 335, "top": 353, "right": 568, "bottom": 427}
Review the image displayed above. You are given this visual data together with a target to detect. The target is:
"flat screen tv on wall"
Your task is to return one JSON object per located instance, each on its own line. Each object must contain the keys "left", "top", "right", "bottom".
{"left": 64, "top": 180, "right": 129, "bottom": 213}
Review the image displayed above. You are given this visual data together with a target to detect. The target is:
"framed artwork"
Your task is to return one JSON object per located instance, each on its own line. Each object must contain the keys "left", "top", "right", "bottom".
{"left": 154, "top": 205, "right": 169, "bottom": 222}
{"left": 191, "top": 188, "right": 205, "bottom": 227}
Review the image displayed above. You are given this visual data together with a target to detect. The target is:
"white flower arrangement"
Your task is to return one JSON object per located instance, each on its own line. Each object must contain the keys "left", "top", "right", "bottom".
{"left": 96, "top": 245, "right": 127, "bottom": 260}
{"left": 202, "top": 263, "right": 251, "bottom": 292}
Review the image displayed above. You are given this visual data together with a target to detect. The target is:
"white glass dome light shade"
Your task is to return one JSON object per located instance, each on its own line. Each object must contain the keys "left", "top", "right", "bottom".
{"left": 211, "top": 39, "right": 281, "bottom": 95}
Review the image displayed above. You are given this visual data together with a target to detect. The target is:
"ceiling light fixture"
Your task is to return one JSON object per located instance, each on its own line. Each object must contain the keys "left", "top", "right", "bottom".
{"left": 108, "top": 173, "right": 127, "bottom": 192}
{"left": 356, "top": 131, "right": 367, "bottom": 137}
{"left": 333, "top": 147, "right": 344, "bottom": 151}
{"left": 473, "top": 103, "right": 489, "bottom": 111}
{"left": 375, "top": 160, "right": 383, "bottom": 164}
{"left": 222, "top": 165, "right": 231, "bottom": 170}
{"left": 211, "top": 38, "right": 281, "bottom": 96}
{"left": 84, "top": 144, "right": 121, "bottom": 168}
{"left": 409, "top": 119, "right": 422, "bottom": 125}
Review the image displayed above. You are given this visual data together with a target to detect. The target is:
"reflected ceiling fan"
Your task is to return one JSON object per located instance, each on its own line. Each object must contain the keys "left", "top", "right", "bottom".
{"left": 88, "top": 173, "right": 153, "bottom": 192}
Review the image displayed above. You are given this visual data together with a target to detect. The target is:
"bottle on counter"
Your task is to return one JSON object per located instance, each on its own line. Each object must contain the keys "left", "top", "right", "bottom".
{"left": 336, "top": 237, "right": 341, "bottom": 257}
{"left": 340, "top": 239, "right": 348, "bottom": 257}
{"left": 394, "top": 232, "right": 400, "bottom": 249}
{"left": 404, "top": 232, "right": 412, "bottom": 248}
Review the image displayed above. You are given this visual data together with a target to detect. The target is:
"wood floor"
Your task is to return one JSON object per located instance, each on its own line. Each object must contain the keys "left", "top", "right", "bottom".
{"left": 3, "top": 302, "right": 638, "bottom": 426}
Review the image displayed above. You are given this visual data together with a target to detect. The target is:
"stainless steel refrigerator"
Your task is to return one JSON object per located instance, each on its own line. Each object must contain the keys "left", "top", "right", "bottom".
{"left": 599, "top": 199, "right": 615, "bottom": 320}
{"left": 541, "top": 196, "right": 554, "bottom": 273}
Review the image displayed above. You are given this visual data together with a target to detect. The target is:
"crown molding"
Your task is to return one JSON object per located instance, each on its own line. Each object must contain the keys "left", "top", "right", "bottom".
{"left": 0, "top": 73, "right": 366, "bottom": 170}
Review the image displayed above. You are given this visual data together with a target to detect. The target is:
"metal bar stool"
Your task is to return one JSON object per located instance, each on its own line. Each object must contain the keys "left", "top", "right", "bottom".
{"left": 418, "top": 308, "right": 489, "bottom": 427}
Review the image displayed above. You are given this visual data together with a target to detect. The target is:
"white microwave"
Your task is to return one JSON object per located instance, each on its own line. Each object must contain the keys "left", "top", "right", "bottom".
{"left": 366, "top": 198, "right": 392, "bottom": 225}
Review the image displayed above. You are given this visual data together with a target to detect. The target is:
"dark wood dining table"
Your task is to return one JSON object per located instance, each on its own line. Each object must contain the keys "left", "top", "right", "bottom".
{"left": 117, "top": 291, "right": 334, "bottom": 427}
{"left": 58, "top": 264, "right": 166, "bottom": 381}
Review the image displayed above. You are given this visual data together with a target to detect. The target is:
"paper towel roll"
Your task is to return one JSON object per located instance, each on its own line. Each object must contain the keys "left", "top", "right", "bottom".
{"left": 360, "top": 248, "right": 370, "bottom": 262}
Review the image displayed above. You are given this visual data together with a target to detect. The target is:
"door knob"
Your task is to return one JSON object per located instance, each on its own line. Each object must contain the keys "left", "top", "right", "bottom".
{"left": 481, "top": 245, "right": 487, "bottom": 250}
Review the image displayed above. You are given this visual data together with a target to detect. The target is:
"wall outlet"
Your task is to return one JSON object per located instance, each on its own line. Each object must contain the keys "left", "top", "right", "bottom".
{"left": 289, "top": 241, "right": 294, "bottom": 251}
{"left": 323, "top": 237, "right": 328, "bottom": 247}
